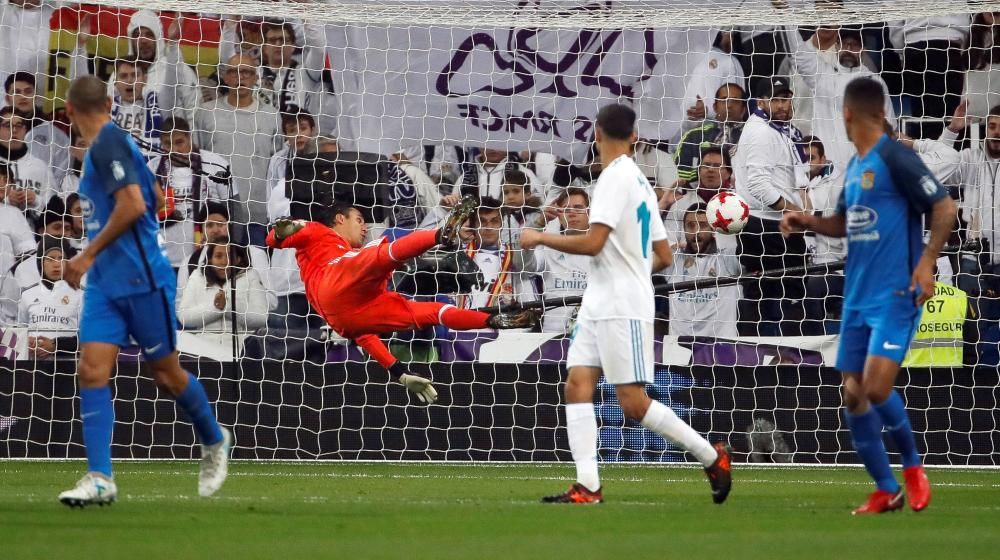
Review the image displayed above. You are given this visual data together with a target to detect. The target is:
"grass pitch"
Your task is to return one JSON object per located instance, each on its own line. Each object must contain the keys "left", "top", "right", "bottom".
{"left": 1, "top": 462, "right": 998, "bottom": 559}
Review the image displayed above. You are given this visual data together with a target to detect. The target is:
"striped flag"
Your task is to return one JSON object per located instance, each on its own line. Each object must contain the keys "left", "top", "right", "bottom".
{"left": 0, "top": 327, "right": 25, "bottom": 360}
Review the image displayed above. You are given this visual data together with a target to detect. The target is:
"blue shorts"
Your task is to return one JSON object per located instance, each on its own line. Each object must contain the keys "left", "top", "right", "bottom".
{"left": 836, "top": 299, "right": 922, "bottom": 373}
{"left": 79, "top": 285, "right": 178, "bottom": 361}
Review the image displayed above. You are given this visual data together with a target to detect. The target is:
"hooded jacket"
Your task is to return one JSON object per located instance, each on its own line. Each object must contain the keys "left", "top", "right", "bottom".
{"left": 106, "top": 10, "right": 201, "bottom": 124}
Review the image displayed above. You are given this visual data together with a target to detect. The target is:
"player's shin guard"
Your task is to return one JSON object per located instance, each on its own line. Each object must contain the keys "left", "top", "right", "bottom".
{"left": 566, "top": 403, "right": 600, "bottom": 492}
{"left": 845, "top": 408, "right": 900, "bottom": 493}
{"left": 873, "top": 391, "right": 921, "bottom": 468}
{"left": 641, "top": 400, "right": 718, "bottom": 467}
{"left": 80, "top": 386, "right": 114, "bottom": 478}
{"left": 175, "top": 372, "right": 224, "bottom": 446}
{"left": 388, "top": 230, "right": 439, "bottom": 262}
{"left": 439, "top": 306, "right": 490, "bottom": 330}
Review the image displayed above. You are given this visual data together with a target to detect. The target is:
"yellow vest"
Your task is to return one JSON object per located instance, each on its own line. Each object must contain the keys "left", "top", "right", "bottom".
{"left": 902, "top": 282, "right": 967, "bottom": 367}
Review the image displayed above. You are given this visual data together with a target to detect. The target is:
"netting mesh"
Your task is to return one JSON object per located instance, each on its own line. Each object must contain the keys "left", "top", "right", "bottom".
{"left": 0, "top": 0, "right": 998, "bottom": 465}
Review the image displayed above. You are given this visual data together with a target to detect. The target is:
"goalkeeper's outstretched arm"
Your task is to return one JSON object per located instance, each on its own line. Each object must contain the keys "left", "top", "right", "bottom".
{"left": 519, "top": 224, "right": 611, "bottom": 256}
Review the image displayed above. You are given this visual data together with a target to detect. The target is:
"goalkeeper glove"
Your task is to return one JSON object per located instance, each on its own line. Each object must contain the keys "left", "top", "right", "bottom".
{"left": 398, "top": 373, "right": 438, "bottom": 404}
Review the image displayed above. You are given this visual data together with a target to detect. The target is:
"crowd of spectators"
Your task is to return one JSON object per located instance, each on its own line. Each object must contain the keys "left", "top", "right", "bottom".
{"left": 0, "top": 4, "right": 998, "bottom": 364}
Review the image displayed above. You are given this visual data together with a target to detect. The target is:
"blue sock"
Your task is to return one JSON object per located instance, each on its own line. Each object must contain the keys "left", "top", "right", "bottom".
{"left": 873, "top": 391, "right": 921, "bottom": 468}
{"left": 845, "top": 407, "right": 899, "bottom": 493}
{"left": 175, "top": 372, "right": 223, "bottom": 446}
{"left": 80, "top": 386, "right": 114, "bottom": 478}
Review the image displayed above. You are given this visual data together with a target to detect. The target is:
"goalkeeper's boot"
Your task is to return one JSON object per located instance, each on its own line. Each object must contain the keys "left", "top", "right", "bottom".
{"left": 704, "top": 441, "right": 733, "bottom": 504}
{"left": 852, "top": 488, "right": 905, "bottom": 515}
{"left": 903, "top": 465, "right": 931, "bottom": 512}
{"left": 199, "top": 427, "right": 233, "bottom": 497}
{"left": 541, "top": 483, "right": 603, "bottom": 504}
{"left": 59, "top": 472, "right": 117, "bottom": 508}
{"left": 487, "top": 309, "right": 540, "bottom": 330}
{"left": 271, "top": 217, "right": 307, "bottom": 242}
{"left": 437, "top": 195, "right": 478, "bottom": 249}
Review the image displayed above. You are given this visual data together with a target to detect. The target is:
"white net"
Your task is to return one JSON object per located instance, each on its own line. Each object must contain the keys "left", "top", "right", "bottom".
{"left": 0, "top": 0, "right": 998, "bottom": 465}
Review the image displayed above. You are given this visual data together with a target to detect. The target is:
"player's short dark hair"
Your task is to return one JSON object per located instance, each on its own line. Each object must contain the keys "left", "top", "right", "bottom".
{"left": 67, "top": 75, "right": 111, "bottom": 115}
{"left": 595, "top": 103, "right": 636, "bottom": 141}
{"left": 4, "top": 71, "right": 35, "bottom": 94}
{"left": 326, "top": 201, "right": 358, "bottom": 225}
{"left": 843, "top": 77, "right": 885, "bottom": 119}
{"left": 203, "top": 201, "right": 230, "bottom": 222}
{"left": 502, "top": 168, "right": 529, "bottom": 190}
{"left": 684, "top": 202, "right": 709, "bottom": 219}
{"left": 281, "top": 111, "right": 316, "bottom": 133}
{"left": 160, "top": 115, "right": 191, "bottom": 135}
{"left": 801, "top": 135, "right": 825, "bottom": 157}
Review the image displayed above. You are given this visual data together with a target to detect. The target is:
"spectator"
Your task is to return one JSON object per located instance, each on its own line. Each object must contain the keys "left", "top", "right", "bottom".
{"left": 177, "top": 239, "right": 268, "bottom": 332}
{"left": 266, "top": 111, "right": 318, "bottom": 210}
{"left": 500, "top": 168, "right": 543, "bottom": 249}
{"left": 107, "top": 9, "right": 201, "bottom": 123}
{"left": 196, "top": 53, "right": 279, "bottom": 245}
{"left": 37, "top": 206, "right": 70, "bottom": 239}
{"left": 732, "top": 76, "right": 809, "bottom": 336}
{"left": 3, "top": 72, "right": 71, "bottom": 179}
{"left": 111, "top": 57, "right": 162, "bottom": 156}
{"left": 150, "top": 116, "right": 235, "bottom": 271}
{"left": 938, "top": 102, "right": 1000, "bottom": 304}
{"left": 0, "top": 0, "right": 56, "bottom": 98}
{"left": 681, "top": 29, "right": 746, "bottom": 129}
{"left": 662, "top": 146, "right": 735, "bottom": 251}
{"left": 62, "top": 192, "right": 86, "bottom": 250}
{"left": 387, "top": 145, "right": 442, "bottom": 230}
{"left": 452, "top": 147, "right": 544, "bottom": 202}
{"left": 888, "top": 16, "right": 971, "bottom": 136}
{"left": 787, "top": 27, "right": 895, "bottom": 168}
{"left": 455, "top": 196, "right": 527, "bottom": 310}
{"left": 801, "top": 136, "right": 845, "bottom": 334}
{"left": 177, "top": 202, "right": 237, "bottom": 294}
{"left": 633, "top": 139, "right": 679, "bottom": 196}
{"left": 17, "top": 236, "right": 81, "bottom": 358}
{"left": 0, "top": 161, "right": 37, "bottom": 253}
{"left": 58, "top": 130, "right": 88, "bottom": 195}
{"left": 664, "top": 203, "right": 742, "bottom": 339}
{"left": 674, "top": 82, "right": 747, "bottom": 184}
{"left": 965, "top": 13, "right": 1000, "bottom": 120}
{"left": 259, "top": 20, "right": 334, "bottom": 131}
{"left": 0, "top": 106, "right": 56, "bottom": 215}
{"left": 521, "top": 187, "right": 591, "bottom": 334}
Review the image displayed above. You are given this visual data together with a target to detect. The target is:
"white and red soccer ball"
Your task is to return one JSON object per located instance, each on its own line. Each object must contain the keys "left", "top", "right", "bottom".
{"left": 705, "top": 191, "right": 750, "bottom": 234}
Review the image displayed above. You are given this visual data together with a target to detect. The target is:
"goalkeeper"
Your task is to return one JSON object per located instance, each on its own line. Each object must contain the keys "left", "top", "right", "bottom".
{"left": 267, "top": 197, "right": 536, "bottom": 404}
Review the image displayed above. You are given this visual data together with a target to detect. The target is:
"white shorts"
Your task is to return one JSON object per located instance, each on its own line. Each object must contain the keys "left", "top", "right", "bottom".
{"left": 566, "top": 318, "right": 654, "bottom": 385}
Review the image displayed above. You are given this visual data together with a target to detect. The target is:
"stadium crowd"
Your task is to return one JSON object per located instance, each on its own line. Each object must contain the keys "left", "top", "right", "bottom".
{"left": 0, "top": 3, "right": 997, "bottom": 364}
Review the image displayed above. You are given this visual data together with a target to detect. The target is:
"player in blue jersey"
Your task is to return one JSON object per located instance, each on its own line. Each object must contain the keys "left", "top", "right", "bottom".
{"left": 782, "top": 77, "right": 956, "bottom": 515}
{"left": 57, "top": 76, "right": 232, "bottom": 507}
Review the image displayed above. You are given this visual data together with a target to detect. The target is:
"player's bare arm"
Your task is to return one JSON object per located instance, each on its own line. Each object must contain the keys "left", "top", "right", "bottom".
{"left": 780, "top": 211, "right": 846, "bottom": 238}
{"left": 520, "top": 223, "right": 611, "bottom": 256}
{"left": 651, "top": 239, "right": 673, "bottom": 272}
{"left": 912, "top": 196, "right": 957, "bottom": 305}
{"left": 64, "top": 184, "right": 146, "bottom": 289}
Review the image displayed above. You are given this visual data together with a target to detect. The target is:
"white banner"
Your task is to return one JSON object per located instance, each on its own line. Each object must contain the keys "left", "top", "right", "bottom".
{"left": 327, "top": 8, "right": 715, "bottom": 161}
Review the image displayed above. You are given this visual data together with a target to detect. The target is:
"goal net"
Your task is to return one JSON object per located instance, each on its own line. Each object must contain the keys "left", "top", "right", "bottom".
{"left": 1, "top": 0, "right": 998, "bottom": 465}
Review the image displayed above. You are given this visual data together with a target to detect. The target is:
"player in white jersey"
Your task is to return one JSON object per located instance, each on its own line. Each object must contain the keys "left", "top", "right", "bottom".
{"left": 521, "top": 104, "right": 732, "bottom": 504}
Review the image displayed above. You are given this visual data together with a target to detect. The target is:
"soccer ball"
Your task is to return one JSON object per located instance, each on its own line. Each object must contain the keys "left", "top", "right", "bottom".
{"left": 705, "top": 191, "right": 750, "bottom": 234}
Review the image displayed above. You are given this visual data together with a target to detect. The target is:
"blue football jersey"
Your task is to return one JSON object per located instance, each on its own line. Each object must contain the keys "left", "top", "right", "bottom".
{"left": 837, "top": 134, "right": 948, "bottom": 310}
{"left": 79, "top": 123, "right": 174, "bottom": 299}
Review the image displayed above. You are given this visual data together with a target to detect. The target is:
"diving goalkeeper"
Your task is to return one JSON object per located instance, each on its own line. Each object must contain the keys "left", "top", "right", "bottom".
{"left": 267, "top": 197, "right": 536, "bottom": 404}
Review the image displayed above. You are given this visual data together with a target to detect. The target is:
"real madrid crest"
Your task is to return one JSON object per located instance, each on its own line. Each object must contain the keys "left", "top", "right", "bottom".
{"left": 62, "top": 295, "right": 70, "bottom": 305}
{"left": 861, "top": 170, "right": 875, "bottom": 190}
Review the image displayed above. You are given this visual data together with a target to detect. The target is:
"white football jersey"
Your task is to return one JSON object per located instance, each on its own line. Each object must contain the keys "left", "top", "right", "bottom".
{"left": 18, "top": 281, "right": 83, "bottom": 339}
{"left": 578, "top": 154, "right": 666, "bottom": 323}
{"left": 665, "top": 248, "right": 742, "bottom": 338}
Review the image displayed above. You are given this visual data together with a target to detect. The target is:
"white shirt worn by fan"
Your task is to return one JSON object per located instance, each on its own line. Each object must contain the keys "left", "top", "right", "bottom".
{"left": 578, "top": 154, "right": 666, "bottom": 324}
{"left": 664, "top": 247, "right": 742, "bottom": 339}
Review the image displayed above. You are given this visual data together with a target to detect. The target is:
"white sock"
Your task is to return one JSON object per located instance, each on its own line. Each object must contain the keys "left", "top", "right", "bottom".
{"left": 565, "top": 403, "right": 600, "bottom": 492}
{"left": 641, "top": 400, "right": 718, "bottom": 467}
